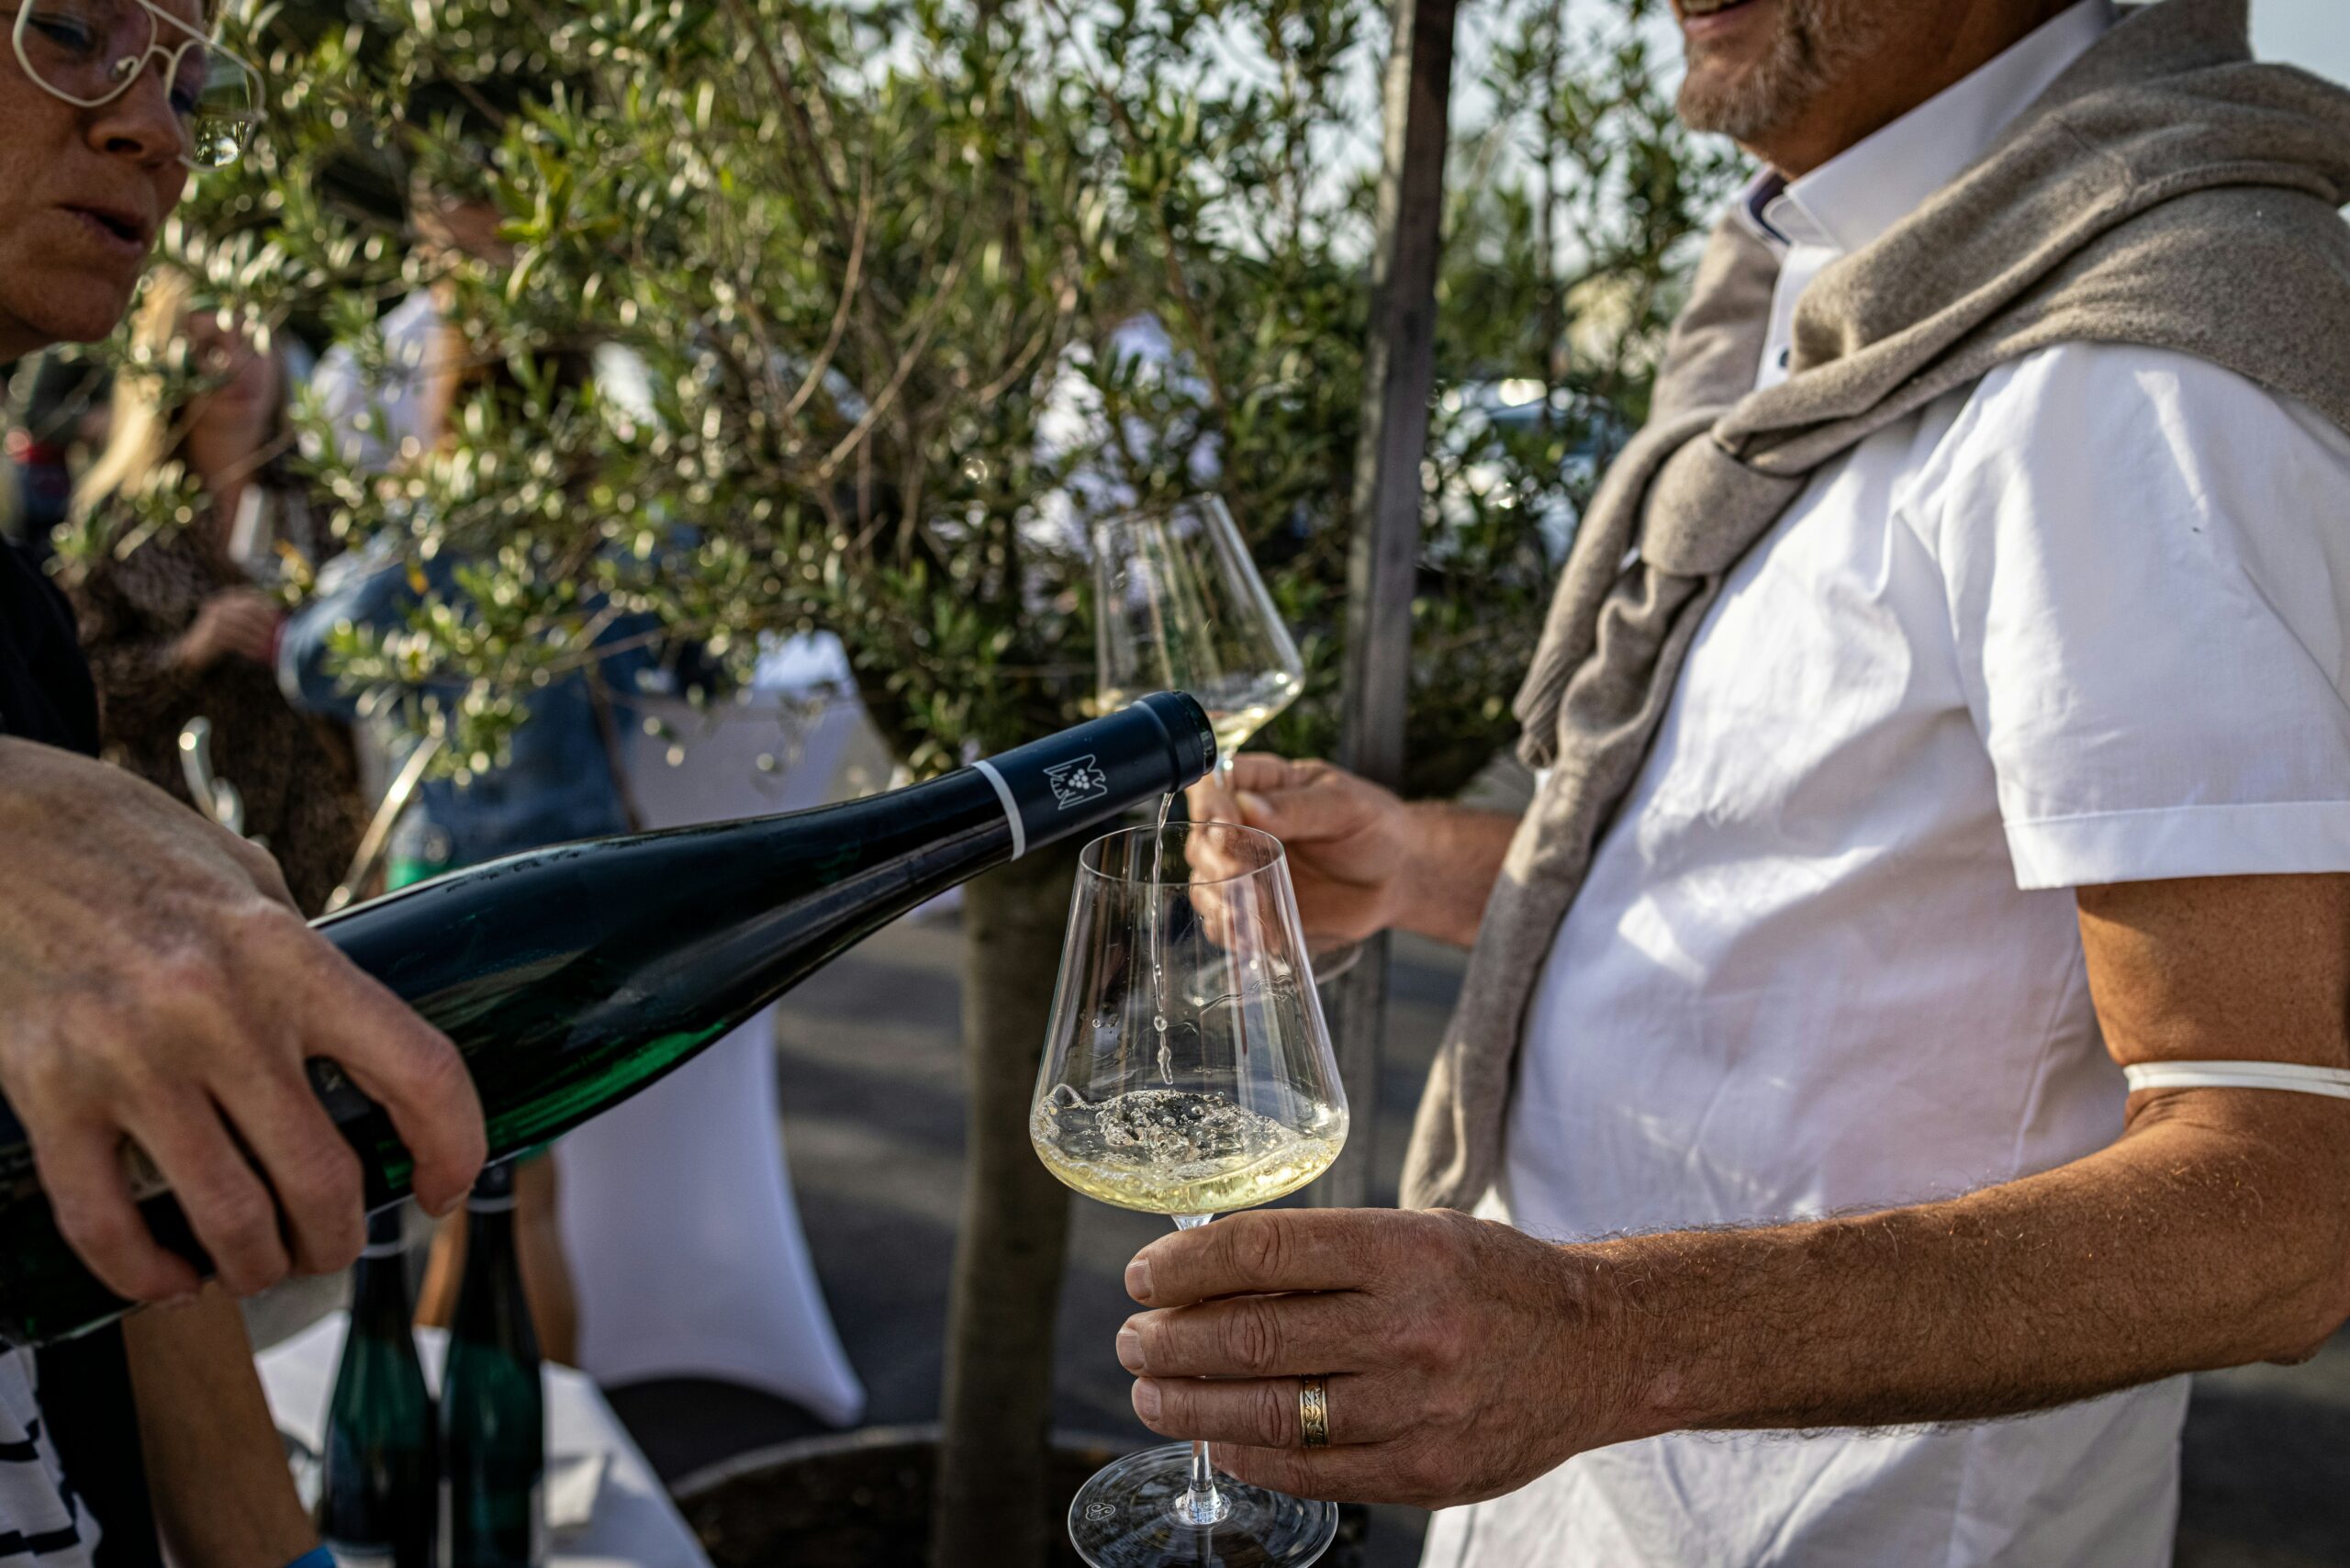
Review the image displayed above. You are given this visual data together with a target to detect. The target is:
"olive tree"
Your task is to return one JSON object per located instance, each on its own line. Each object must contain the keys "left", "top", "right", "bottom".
{"left": 138, "top": 0, "right": 1732, "bottom": 1560}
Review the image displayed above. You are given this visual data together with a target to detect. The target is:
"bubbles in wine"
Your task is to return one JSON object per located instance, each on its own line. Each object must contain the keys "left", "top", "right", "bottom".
{"left": 1031, "top": 1087, "right": 1343, "bottom": 1215}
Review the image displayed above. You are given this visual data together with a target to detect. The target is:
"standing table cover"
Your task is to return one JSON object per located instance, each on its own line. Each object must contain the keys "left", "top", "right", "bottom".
{"left": 554, "top": 635, "right": 870, "bottom": 1426}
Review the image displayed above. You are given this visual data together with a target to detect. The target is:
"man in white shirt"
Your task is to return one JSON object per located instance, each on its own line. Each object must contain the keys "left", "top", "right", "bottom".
{"left": 1123, "top": 0, "right": 2350, "bottom": 1562}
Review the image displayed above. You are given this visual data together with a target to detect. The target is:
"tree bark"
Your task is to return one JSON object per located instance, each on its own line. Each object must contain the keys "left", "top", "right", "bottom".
{"left": 929, "top": 843, "right": 1083, "bottom": 1568}
{"left": 1323, "top": 0, "right": 1458, "bottom": 1207}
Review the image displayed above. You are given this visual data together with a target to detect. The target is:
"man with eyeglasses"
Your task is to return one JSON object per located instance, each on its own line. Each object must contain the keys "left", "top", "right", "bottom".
{"left": 0, "top": 5, "right": 488, "bottom": 1562}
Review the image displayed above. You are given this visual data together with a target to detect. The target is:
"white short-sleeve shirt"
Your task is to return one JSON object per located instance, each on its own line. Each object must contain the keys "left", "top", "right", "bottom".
{"left": 1423, "top": 10, "right": 2350, "bottom": 1562}
{"left": 1430, "top": 342, "right": 2350, "bottom": 1568}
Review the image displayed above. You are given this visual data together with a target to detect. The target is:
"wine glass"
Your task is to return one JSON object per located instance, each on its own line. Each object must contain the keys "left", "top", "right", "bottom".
{"left": 1032, "top": 821, "right": 1348, "bottom": 1568}
{"left": 1093, "top": 496, "right": 1304, "bottom": 784}
{"left": 1093, "top": 497, "right": 1361, "bottom": 980}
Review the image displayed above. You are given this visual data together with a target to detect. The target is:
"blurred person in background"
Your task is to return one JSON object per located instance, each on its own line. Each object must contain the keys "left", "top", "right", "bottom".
{"left": 298, "top": 77, "right": 663, "bottom": 1372}
{"left": 0, "top": 0, "right": 487, "bottom": 1562}
{"left": 283, "top": 342, "right": 659, "bottom": 1366}
{"left": 307, "top": 168, "right": 495, "bottom": 468}
{"left": 308, "top": 76, "right": 858, "bottom": 1425}
{"left": 60, "top": 265, "right": 364, "bottom": 915}
{"left": 312, "top": 73, "right": 647, "bottom": 470}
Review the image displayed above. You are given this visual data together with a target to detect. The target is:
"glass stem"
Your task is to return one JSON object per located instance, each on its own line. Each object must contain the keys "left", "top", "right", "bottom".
{"left": 1169, "top": 1213, "right": 1230, "bottom": 1528}
{"left": 1181, "top": 1439, "right": 1220, "bottom": 1525}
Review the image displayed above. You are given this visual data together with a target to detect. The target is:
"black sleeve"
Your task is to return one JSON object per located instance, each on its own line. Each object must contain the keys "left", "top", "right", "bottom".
{"left": 2, "top": 541, "right": 157, "bottom": 1564}
{"left": 0, "top": 540, "right": 98, "bottom": 755}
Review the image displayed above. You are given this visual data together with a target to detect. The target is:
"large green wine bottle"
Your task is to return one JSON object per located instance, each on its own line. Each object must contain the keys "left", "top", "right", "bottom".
{"left": 0, "top": 693, "right": 1214, "bottom": 1347}
{"left": 441, "top": 1160, "right": 545, "bottom": 1568}
{"left": 318, "top": 1207, "right": 438, "bottom": 1568}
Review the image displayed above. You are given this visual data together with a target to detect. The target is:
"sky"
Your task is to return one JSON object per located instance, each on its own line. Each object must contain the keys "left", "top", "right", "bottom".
{"left": 2253, "top": 0, "right": 2348, "bottom": 84}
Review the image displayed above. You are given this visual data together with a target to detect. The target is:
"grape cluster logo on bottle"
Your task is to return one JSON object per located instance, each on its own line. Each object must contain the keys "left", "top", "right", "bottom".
{"left": 1046, "top": 755, "right": 1109, "bottom": 810}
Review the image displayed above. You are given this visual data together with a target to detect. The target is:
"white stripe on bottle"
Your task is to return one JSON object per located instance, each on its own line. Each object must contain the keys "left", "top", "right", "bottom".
{"left": 971, "top": 759, "right": 1026, "bottom": 861}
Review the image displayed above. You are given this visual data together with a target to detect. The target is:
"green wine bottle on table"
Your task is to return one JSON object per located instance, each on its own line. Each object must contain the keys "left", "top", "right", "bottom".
{"left": 441, "top": 1160, "right": 544, "bottom": 1568}
{"left": 318, "top": 1207, "right": 438, "bottom": 1568}
{"left": 0, "top": 693, "right": 1215, "bottom": 1347}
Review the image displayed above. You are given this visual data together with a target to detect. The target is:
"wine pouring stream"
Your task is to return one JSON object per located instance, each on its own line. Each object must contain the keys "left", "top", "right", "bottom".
{"left": 1032, "top": 820, "right": 1347, "bottom": 1568}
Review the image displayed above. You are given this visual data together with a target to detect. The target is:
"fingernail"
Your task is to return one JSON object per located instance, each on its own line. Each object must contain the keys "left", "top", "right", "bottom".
{"left": 1238, "top": 790, "right": 1273, "bottom": 824}
{"left": 1133, "top": 1380, "right": 1161, "bottom": 1420}
{"left": 1117, "top": 1327, "right": 1145, "bottom": 1372}
{"left": 427, "top": 1186, "right": 468, "bottom": 1219}
{"left": 1125, "top": 1258, "right": 1153, "bottom": 1302}
{"left": 159, "top": 1291, "right": 199, "bottom": 1312}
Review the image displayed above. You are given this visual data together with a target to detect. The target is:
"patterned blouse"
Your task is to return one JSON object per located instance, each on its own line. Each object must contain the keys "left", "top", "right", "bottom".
{"left": 65, "top": 493, "right": 366, "bottom": 916}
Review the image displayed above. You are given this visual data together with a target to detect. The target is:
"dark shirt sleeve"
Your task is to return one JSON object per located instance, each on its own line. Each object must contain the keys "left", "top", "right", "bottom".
{"left": 0, "top": 542, "right": 99, "bottom": 755}
{"left": 0, "top": 543, "right": 160, "bottom": 1568}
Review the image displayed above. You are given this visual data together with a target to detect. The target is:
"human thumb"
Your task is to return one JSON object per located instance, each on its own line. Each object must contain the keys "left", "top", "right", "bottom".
{"left": 1237, "top": 790, "right": 1279, "bottom": 831}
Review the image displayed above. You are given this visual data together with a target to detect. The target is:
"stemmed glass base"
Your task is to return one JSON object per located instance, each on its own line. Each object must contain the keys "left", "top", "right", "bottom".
{"left": 1067, "top": 1443, "right": 1337, "bottom": 1568}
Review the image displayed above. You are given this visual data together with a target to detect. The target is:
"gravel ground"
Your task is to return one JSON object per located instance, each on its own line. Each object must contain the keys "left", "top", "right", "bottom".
{"left": 608, "top": 913, "right": 2350, "bottom": 1566}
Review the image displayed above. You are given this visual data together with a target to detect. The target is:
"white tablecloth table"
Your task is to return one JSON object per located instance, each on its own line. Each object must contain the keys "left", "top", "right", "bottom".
{"left": 260, "top": 1310, "right": 711, "bottom": 1568}
{"left": 554, "top": 637, "right": 871, "bottom": 1425}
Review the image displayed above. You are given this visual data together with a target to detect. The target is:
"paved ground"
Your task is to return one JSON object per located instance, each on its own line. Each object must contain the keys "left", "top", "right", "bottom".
{"left": 610, "top": 912, "right": 2350, "bottom": 1565}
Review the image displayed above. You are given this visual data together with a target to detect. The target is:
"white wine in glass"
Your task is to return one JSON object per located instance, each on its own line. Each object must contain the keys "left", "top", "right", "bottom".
{"left": 1036, "top": 1086, "right": 1343, "bottom": 1216}
{"left": 1093, "top": 496, "right": 1306, "bottom": 777}
{"left": 1032, "top": 821, "right": 1348, "bottom": 1568}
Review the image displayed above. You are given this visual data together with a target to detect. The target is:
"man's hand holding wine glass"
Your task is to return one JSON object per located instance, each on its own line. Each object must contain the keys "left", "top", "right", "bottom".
{"left": 1185, "top": 757, "right": 1413, "bottom": 949}
{"left": 1113, "top": 1205, "right": 1641, "bottom": 1509}
{"left": 1188, "top": 755, "right": 1524, "bottom": 954}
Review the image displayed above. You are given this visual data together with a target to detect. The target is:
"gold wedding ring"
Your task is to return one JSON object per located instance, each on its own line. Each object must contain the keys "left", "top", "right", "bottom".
{"left": 1298, "top": 1374, "right": 1332, "bottom": 1449}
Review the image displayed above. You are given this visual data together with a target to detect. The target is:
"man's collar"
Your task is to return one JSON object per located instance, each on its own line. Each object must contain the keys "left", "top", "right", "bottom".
{"left": 1731, "top": 0, "right": 2116, "bottom": 258}
{"left": 1736, "top": 170, "right": 1793, "bottom": 248}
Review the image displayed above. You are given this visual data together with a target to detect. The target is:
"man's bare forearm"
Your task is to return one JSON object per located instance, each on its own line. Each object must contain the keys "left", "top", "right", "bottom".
{"left": 1113, "top": 875, "right": 2350, "bottom": 1510}
{"left": 1393, "top": 803, "right": 1520, "bottom": 947}
{"left": 1578, "top": 1100, "right": 2350, "bottom": 1440}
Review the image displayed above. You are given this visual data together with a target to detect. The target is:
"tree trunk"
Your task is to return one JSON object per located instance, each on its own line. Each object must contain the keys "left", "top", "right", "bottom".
{"left": 929, "top": 844, "right": 1083, "bottom": 1568}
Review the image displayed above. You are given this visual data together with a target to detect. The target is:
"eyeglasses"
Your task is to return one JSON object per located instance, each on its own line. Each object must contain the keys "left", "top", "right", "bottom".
{"left": 12, "top": 0, "right": 263, "bottom": 170}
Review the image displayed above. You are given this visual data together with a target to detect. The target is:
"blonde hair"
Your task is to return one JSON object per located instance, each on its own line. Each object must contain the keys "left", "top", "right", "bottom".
{"left": 71, "top": 267, "right": 199, "bottom": 521}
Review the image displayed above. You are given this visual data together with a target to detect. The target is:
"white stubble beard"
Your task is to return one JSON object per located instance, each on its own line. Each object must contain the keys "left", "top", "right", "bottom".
{"left": 1675, "top": 0, "right": 1893, "bottom": 144}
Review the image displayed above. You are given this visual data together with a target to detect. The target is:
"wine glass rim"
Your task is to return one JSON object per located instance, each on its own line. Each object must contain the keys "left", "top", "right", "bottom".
{"left": 1093, "top": 492, "right": 1237, "bottom": 528}
{"left": 1078, "top": 820, "right": 1287, "bottom": 888}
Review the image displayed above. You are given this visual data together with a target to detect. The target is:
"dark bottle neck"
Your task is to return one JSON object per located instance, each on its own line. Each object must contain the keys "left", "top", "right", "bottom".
{"left": 966, "top": 692, "right": 1216, "bottom": 858}
{"left": 453, "top": 1180, "right": 538, "bottom": 1364}
{"left": 346, "top": 1210, "right": 414, "bottom": 1342}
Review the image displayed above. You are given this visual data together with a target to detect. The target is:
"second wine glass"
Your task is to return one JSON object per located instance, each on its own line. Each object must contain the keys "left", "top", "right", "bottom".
{"left": 1093, "top": 496, "right": 1304, "bottom": 780}
{"left": 1091, "top": 497, "right": 1363, "bottom": 981}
